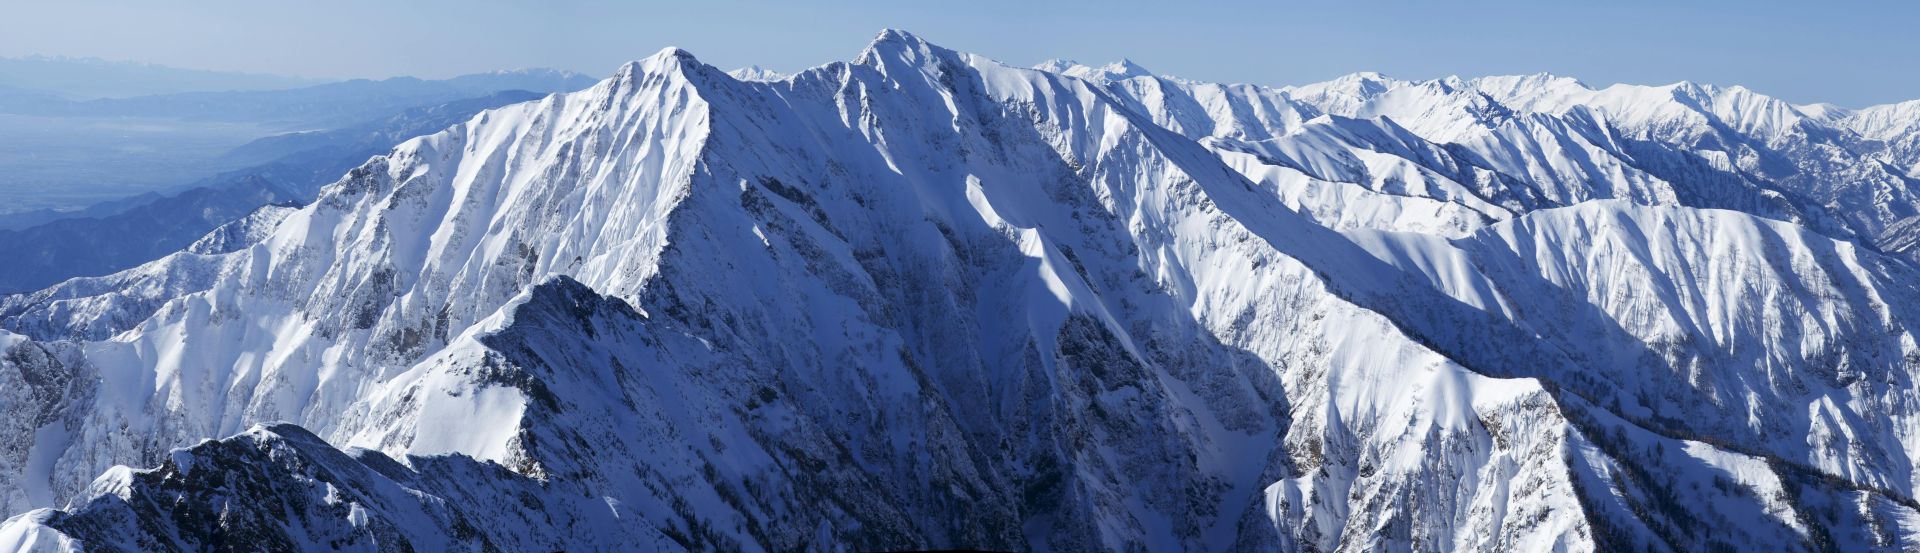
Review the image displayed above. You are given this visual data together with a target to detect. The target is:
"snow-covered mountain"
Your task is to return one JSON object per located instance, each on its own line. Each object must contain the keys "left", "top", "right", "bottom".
{"left": 4, "top": 30, "right": 1920, "bottom": 551}
{"left": 0, "top": 90, "right": 565, "bottom": 296}
{"left": 725, "top": 65, "right": 788, "bottom": 82}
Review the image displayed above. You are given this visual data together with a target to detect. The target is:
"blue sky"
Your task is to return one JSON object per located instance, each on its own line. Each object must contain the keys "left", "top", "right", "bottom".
{"left": 3, "top": 0, "right": 1915, "bottom": 106}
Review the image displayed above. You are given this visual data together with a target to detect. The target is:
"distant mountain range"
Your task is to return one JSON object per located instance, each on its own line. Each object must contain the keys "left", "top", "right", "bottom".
{"left": 0, "top": 63, "right": 600, "bottom": 214}
{"left": 0, "top": 66, "right": 600, "bottom": 293}
{"left": 0, "top": 90, "right": 554, "bottom": 294}
{"left": 0, "top": 55, "right": 324, "bottom": 100}
{"left": 0, "top": 66, "right": 598, "bottom": 129}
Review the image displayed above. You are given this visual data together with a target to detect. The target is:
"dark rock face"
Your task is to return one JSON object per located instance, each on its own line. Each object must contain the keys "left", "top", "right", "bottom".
{"left": 38, "top": 424, "right": 575, "bottom": 553}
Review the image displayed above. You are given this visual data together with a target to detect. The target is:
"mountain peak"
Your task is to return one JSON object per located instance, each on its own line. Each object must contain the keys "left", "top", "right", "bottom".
{"left": 1339, "top": 70, "right": 1393, "bottom": 82}
{"left": 855, "top": 28, "right": 955, "bottom": 72}
{"left": 1033, "top": 58, "right": 1081, "bottom": 74}
{"left": 1470, "top": 71, "right": 1588, "bottom": 90}
{"left": 1103, "top": 58, "right": 1153, "bottom": 79}
{"left": 1282, "top": 71, "right": 1406, "bottom": 108}
{"left": 1662, "top": 79, "right": 1710, "bottom": 96}
{"left": 862, "top": 28, "right": 936, "bottom": 56}
{"left": 1030, "top": 58, "right": 1154, "bottom": 82}
{"left": 611, "top": 46, "right": 705, "bottom": 85}
{"left": 13, "top": 29, "right": 1920, "bottom": 553}
{"left": 727, "top": 65, "right": 787, "bottom": 82}
{"left": 648, "top": 46, "right": 698, "bottom": 65}
{"left": 1318, "top": 71, "right": 1403, "bottom": 92}
{"left": 871, "top": 28, "right": 924, "bottom": 43}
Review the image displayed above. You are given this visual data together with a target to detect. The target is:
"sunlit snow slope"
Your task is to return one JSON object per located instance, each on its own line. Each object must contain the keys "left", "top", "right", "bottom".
{"left": 4, "top": 31, "right": 1920, "bottom": 552}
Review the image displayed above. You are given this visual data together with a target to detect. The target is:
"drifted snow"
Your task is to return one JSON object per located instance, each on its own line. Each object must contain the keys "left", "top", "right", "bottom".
{"left": 0, "top": 29, "right": 1918, "bottom": 552}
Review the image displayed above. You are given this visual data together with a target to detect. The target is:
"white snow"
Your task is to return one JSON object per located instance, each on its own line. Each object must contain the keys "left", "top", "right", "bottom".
{"left": 4, "top": 28, "right": 1920, "bottom": 553}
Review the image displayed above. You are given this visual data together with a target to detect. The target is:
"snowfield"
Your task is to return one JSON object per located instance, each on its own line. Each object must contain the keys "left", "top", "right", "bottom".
{"left": 5, "top": 30, "right": 1920, "bottom": 551}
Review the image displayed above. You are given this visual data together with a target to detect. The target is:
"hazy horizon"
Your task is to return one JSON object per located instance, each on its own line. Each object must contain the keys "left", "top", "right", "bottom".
{"left": 4, "top": 0, "right": 1917, "bottom": 107}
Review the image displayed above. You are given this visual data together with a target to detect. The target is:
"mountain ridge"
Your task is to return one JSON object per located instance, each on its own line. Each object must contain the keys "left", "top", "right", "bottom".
{"left": 2, "top": 30, "right": 1920, "bottom": 551}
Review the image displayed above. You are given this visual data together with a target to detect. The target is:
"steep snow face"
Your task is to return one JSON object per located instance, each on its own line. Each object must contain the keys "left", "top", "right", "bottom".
{"left": 1347, "top": 200, "right": 1920, "bottom": 500}
{"left": 2, "top": 31, "right": 1617, "bottom": 551}
{"left": 0, "top": 46, "right": 712, "bottom": 517}
{"left": 1844, "top": 100, "right": 1920, "bottom": 182}
{"left": 725, "top": 65, "right": 787, "bottom": 82}
{"left": 1467, "top": 73, "right": 1591, "bottom": 108}
{"left": 1486, "top": 80, "right": 1815, "bottom": 143}
{"left": 1032, "top": 58, "right": 1156, "bottom": 82}
{"left": 997, "top": 48, "right": 1920, "bottom": 550}
{"left": 1207, "top": 115, "right": 1527, "bottom": 237}
{"left": 1283, "top": 71, "right": 1411, "bottom": 118}
{"left": 1466, "top": 204, "right": 1920, "bottom": 495}
{"left": 1846, "top": 100, "right": 1920, "bottom": 143}
{"left": 183, "top": 204, "right": 297, "bottom": 256}
{"left": 645, "top": 34, "right": 1605, "bottom": 549}
{"left": 1048, "top": 64, "right": 1917, "bottom": 260}
{"left": 1436, "top": 108, "right": 1676, "bottom": 207}
{"left": 1465, "top": 75, "right": 1920, "bottom": 244}
{"left": 1046, "top": 65, "right": 1700, "bottom": 239}
{"left": 1317, "top": 79, "right": 1684, "bottom": 209}
{"left": 1039, "top": 67, "right": 1520, "bottom": 237}
{"left": 8, "top": 29, "right": 1920, "bottom": 552}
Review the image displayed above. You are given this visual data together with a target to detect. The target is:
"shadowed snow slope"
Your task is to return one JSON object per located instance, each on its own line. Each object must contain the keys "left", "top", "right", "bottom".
{"left": 4, "top": 31, "right": 1920, "bottom": 552}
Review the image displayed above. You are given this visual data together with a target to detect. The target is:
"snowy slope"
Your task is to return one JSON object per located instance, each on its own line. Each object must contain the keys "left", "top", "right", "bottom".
{"left": 1846, "top": 100, "right": 1920, "bottom": 144}
{"left": 1467, "top": 74, "right": 1920, "bottom": 245}
{"left": 1038, "top": 63, "right": 1701, "bottom": 239}
{"left": 1843, "top": 100, "right": 1920, "bottom": 186}
{"left": 1044, "top": 61, "right": 1905, "bottom": 249}
{"left": 726, "top": 65, "right": 787, "bottom": 82}
{"left": 1348, "top": 201, "right": 1920, "bottom": 492}
{"left": 3, "top": 30, "right": 1920, "bottom": 552}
